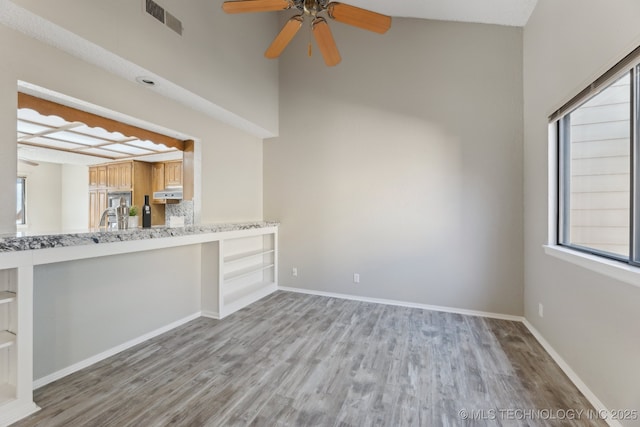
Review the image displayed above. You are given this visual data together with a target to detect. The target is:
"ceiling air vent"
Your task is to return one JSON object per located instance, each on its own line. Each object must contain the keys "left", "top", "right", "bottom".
{"left": 145, "top": 0, "right": 183, "bottom": 35}
{"left": 165, "top": 11, "right": 183, "bottom": 36}
{"left": 145, "top": 0, "right": 165, "bottom": 23}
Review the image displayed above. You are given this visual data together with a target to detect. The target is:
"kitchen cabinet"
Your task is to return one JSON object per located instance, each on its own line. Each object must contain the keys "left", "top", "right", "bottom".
{"left": 151, "top": 163, "right": 165, "bottom": 205}
{"left": 89, "top": 168, "right": 97, "bottom": 187}
{"left": 107, "top": 162, "right": 132, "bottom": 191}
{"left": 151, "top": 160, "right": 183, "bottom": 205}
{"left": 88, "top": 161, "right": 152, "bottom": 228}
{"left": 88, "top": 189, "right": 107, "bottom": 228}
{"left": 98, "top": 166, "right": 107, "bottom": 187}
{"left": 164, "top": 160, "right": 182, "bottom": 187}
{"left": 88, "top": 165, "right": 107, "bottom": 189}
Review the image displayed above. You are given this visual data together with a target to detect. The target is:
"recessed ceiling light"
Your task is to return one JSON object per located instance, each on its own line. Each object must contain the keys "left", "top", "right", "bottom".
{"left": 135, "top": 76, "right": 157, "bottom": 87}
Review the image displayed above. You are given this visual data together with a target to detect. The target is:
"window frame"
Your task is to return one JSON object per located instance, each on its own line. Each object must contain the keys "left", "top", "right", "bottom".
{"left": 16, "top": 176, "right": 26, "bottom": 226}
{"left": 556, "top": 69, "right": 634, "bottom": 263}
{"left": 551, "top": 50, "right": 640, "bottom": 269}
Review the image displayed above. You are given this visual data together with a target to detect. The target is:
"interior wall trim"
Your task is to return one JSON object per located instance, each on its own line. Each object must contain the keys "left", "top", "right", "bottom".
{"left": 201, "top": 310, "right": 220, "bottom": 320}
{"left": 32, "top": 311, "right": 201, "bottom": 390}
{"left": 277, "top": 286, "right": 524, "bottom": 321}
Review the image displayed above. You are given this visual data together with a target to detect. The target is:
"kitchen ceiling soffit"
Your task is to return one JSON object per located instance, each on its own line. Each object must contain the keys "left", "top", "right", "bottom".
{"left": 17, "top": 93, "right": 184, "bottom": 163}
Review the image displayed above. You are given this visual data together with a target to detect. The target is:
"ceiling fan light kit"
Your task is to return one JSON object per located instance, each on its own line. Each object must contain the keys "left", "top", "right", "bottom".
{"left": 221, "top": 0, "right": 391, "bottom": 66}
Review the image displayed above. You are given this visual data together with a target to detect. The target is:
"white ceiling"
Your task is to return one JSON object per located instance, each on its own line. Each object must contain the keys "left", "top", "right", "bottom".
{"left": 348, "top": 0, "right": 538, "bottom": 27}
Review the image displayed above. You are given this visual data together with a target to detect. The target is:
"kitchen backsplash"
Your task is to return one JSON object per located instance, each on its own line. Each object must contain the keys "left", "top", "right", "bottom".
{"left": 166, "top": 200, "right": 194, "bottom": 226}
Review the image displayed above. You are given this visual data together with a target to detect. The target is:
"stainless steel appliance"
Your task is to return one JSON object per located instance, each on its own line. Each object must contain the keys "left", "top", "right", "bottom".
{"left": 153, "top": 188, "right": 183, "bottom": 200}
{"left": 102, "top": 192, "right": 132, "bottom": 229}
{"left": 108, "top": 192, "right": 132, "bottom": 208}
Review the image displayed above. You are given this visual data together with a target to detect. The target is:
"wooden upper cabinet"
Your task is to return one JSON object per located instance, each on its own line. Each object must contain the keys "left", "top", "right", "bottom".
{"left": 164, "top": 161, "right": 182, "bottom": 187}
{"left": 151, "top": 160, "right": 183, "bottom": 204}
{"left": 107, "top": 162, "right": 133, "bottom": 190}
{"left": 152, "top": 163, "right": 166, "bottom": 205}
{"left": 97, "top": 166, "right": 107, "bottom": 187}
{"left": 89, "top": 165, "right": 108, "bottom": 189}
{"left": 89, "top": 167, "right": 98, "bottom": 188}
{"left": 121, "top": 163, "right": 132, "bottom": 189}
{"left": 107, "top": 164, "right": 118, "bottom": 188}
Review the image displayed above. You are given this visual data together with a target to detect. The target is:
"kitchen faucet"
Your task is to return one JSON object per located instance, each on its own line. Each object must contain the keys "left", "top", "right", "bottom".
{"left": 98, "top": 208, "right": 116, "bottom": 229}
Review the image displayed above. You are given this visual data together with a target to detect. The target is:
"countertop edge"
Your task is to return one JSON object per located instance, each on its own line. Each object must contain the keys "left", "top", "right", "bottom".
{"left": 0, "top": 221, "right": 280, "bottom": 253}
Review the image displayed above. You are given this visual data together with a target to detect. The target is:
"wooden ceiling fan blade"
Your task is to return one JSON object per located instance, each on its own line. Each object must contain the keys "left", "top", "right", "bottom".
{"left": 222, "top": 0, "right": 291, "bottom": 14}
{"left": 327, "top": 2, "right": 391, "bottom": 34}
{"left": 312, "top": 18, "right": 341, "bottom": 67}
{"left": 265, "top": 15, "right": 304, "bottom": 59}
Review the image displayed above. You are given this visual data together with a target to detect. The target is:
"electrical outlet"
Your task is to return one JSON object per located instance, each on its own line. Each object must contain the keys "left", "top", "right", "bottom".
{"left": 353, "top": 273, "right": 360, "bottom": 283}
{"left": 538, "top": 303, "right": 544, "bottom": 318}
{"left": 292, "top": 267, "right": 298, "bottom": 277}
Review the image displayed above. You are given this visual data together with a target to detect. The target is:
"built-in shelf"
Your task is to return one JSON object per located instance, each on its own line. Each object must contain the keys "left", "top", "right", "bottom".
{"left": 215, "top": 230, "right": 278, "bottom": 319}
{"left": 221, "top": 281, "right": 278, "bottom": 318}
{"left": 224, "top": 280, "right": 275, "bottom": 303}
{"left": 0, "top": 292, "right": 16, "bottom": 305}
{"left": 224, "top": 249, "right": 275, "bottom": 264}
{"left": 0, "top": 331, "right": 16, "bottom": 350}
{"left": 224, "top": 263, "right": 275, "bottom": 282}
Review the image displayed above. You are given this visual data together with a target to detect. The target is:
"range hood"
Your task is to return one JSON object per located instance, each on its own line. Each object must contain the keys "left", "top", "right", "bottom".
{"left": 153, "top": 188, "right": 183, "bottom": 200}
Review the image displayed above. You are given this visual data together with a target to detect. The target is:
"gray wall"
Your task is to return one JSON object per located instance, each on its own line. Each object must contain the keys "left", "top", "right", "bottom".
{"left": 264, "top": 18, "right": 524, "bottom": 315}
{"left": 33, "top": 246, "right": 201, "bottom": 379}
{"left": 524, "top": 0, "right": 640, "bottom": 422}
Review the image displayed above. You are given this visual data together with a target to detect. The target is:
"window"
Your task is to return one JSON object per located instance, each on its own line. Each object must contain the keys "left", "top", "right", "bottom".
{"left": 16, "top": 177, "right": 25, "bottom": 225}
{"left": 553, "top": 48, "right": 640, "bottom": 264}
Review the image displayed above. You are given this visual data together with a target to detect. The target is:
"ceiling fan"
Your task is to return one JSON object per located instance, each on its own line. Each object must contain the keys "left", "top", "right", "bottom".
{"left": 222, "top": 0, "right": 391, "bottom": 66}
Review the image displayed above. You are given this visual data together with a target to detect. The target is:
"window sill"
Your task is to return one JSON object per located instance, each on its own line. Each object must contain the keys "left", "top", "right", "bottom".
{"left": 543, "top": 245, "right": 640, "bottom": 289}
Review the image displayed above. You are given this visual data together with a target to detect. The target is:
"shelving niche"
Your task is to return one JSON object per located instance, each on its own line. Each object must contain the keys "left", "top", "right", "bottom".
{"left": 0, "top": 269, "right": 17, "bottom": 406}
{"left": 217, "top": 229, "right": 278, "bottom": 318}
{"left": 0, "top": 260, "right": 37, "bottom": 427}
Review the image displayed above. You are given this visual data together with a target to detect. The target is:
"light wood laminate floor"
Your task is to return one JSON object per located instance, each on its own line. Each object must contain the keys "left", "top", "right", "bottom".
{"left": 13, "top": 291, "right": 605, "bottom": 427}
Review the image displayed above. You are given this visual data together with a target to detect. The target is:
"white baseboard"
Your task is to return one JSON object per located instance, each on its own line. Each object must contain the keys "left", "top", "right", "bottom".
{"left": 201, "top": 310, "right": 220, "bottom": 320}
{"left": 33, "top": 312, "right": 202, "bottom": 390}
{"left": 522, "top": 320, "right": 622, "bottom": 427}
{"left": 0, "top": 400, "right": 39, "bottom": 427}
{"left": 278, "top": 286, "right": 524, "bottom": 322}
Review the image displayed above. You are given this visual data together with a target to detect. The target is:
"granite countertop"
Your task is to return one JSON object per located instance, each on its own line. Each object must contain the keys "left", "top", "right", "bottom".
{"left": 0, "top": 221, "right": 279, "bottom": 252}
